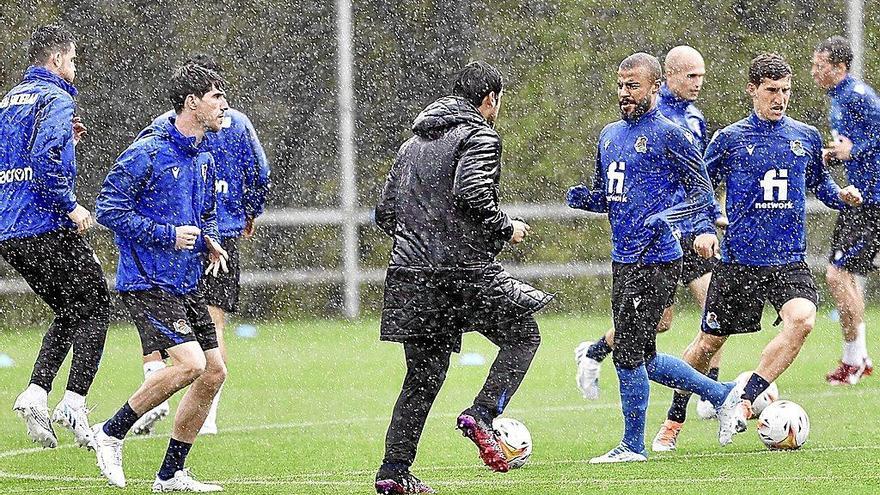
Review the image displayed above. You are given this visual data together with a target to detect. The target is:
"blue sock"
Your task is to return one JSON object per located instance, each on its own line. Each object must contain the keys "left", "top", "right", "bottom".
{"left": 102, "top": 402, "right": 139, "bottom": 440}
{"left": 158, "top": 438, "right": 193, "bottom": 481}
{"left": 586, "top": 336, "right": 613, "bottom": 362}
{"left": 741, "top": 373, "right": 771, "bottom": 403}
{"left": 615, "top": 364, "right": 649, "bottom": 453}
{"left": 645, "top": 354, "right": 730, "bottom": 407}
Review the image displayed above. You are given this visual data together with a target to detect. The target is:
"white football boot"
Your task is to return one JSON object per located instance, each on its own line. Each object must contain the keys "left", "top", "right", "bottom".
{"left": 52, "top": 401, "right": 94, "bottom": 449}
{"left": 575, "top": 341, "right": 602, "bottom": 400}
{"left": 590, "top": 443, "right": 648, "bottom": 464}
{"left": 13, "top": 387, "right": 57, "bottom": 448}
{"left": 152, "top": 469, "right": 223, "bottom": 492}
{"left": 717, "top": 386, "right": 749, "bottom": 446}
{"left": 132, "top": 400, "right": 170, "bottom": 435}
{"left": 92, "top": 422, "right": 126, "bottom": 487}
{"left": 696, "top": 398, "right": 718, "bottom": 420}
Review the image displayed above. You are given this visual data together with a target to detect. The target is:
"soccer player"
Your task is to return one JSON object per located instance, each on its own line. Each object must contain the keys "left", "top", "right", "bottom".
{"left": 373, "top": 61, "right": 551, "bottom": 493}
{"left": 811, "top": 35, "right": 880, "bottom": 385}
{"left": 91, "top": 64, "right": 229, "bottom": 491}
{"left": 567, "top": 52, "right": 743, "bottom": 463}
{"left": 650, "top": 53, "right": 863, "bottom": 449}
{"left": 575, "top": 45, "right": 725, "bottom": 425}
{"left": 131, "top": 54, "right": 271, "bottom": 437}
{"left": 0, "top": 24, "right": 110, "bottom": 450}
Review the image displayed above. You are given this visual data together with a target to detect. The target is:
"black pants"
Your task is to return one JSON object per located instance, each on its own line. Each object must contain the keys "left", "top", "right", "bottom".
{"left": 382, "top": 315, "right": 541, "bottom": 467}
{"left": 0, "top": 228, "right": 110, "bottom": 395}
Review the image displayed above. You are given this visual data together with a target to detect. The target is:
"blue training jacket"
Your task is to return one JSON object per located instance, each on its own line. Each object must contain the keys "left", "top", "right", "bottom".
{"left": 657, "top": 83, "right": 708, "bottom": 152}
{"left": 96, "top": 115, "right": 218, "bottom": 295}
{"left": 567, "top": 107, "right": 715, "bottom": 264}
{"left": 827, "top": 74, "right": 880, "bottom": 205}
{"left": 0, "top": 66, "right": 79, "bottom": 240}
{"left": 144, "top": 108, "right": 270, "bottom": 239}
{"left": 706, "top": 113, "right": 846, "bottom": 266}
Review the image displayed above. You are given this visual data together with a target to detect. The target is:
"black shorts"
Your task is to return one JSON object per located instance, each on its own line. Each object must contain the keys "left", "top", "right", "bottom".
{"left": 828, "top": 206, "right": 880, "bottom": 275}
{"left": 121, "top": 289, "right": 218, "bottom": 355}
{"left": 610, "top": 259, "right": 681, "bottom": 368}
{"left": 701, "top": 262, "right": 818, "bottom": 336}
{"left": 679, "top": 233, "right": 717, "bottom": 285}
{"left": 200, "top": 237, "right": 241, "bottom": 313}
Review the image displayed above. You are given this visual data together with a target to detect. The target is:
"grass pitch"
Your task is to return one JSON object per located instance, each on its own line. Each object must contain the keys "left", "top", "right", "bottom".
{"left": 0, "top": 308, "right": 878, "bottom": 494}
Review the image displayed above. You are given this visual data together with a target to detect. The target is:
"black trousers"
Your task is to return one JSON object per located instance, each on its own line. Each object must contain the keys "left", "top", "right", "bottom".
{"left": 0, "top": 228, "right": 110, "bottom": 395}
{"left": 382, "top": 315, "right": 541, "bottom": 467}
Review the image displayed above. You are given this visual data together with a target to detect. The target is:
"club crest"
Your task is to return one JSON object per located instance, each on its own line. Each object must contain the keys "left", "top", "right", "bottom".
{"left": 634, "top": 136, "right": 648, "bottom": 153}
{"left": 790, "top": 140, "right": 806, "bottom": 157}
{"left": 173, "top": 319, "right": 193, "bottom": 335}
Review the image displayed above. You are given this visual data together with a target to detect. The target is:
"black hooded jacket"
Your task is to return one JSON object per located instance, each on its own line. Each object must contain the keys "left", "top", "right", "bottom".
{"left": 375, "top": 96, "right": 514, "bottom": 267}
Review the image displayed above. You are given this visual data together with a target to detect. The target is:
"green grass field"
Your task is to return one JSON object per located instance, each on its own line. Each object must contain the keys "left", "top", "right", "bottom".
{"left": 0, "top": 308, "right": 879, "bottom": 494}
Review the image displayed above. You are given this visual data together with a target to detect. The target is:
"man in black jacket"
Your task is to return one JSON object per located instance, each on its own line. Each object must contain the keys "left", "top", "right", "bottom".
{"left": 373, "top": 61, "right": 552, "bottom": 494}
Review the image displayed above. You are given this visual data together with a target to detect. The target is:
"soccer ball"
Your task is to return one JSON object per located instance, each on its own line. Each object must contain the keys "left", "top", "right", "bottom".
{"left": 735, "top": 372, "right": 779, "bottom": 417}
{"left": 492, "top": 417, "right": 532, "bottom": 468}
{"left": 757, "top": 400, "right": 810, "bottom": 450}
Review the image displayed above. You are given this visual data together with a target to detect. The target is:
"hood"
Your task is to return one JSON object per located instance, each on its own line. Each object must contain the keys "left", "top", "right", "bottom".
{"left": 412, "top": 96, "right": 489, "bottom": 138}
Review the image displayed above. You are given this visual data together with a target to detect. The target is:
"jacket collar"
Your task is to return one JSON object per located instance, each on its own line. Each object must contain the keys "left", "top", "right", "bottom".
{"left": 748, "top": 111, "right": 787, "bottom": 131}
{"left": 163, "top": 115, "right": 206, "bottom": 156}
{"left": 659, "top": 84, "right": 688, "bottom": 108}
{"left": 827, "top": 73, "right": 855, "bottom": 98}
{"left": 23, "top": 66, "right": 78, "bottom": 98}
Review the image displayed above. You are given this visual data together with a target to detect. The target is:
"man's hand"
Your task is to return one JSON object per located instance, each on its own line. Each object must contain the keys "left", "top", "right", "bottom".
{"left": 693, "top": 233, "right": 719, "bottom": 259}
{"left": 827, "top": 135, "right": 854, "bottom": 161}
{"left": 839, "top": 185, "right": 863, "bottom": 207}
{"left": 175, "top": 225, "right": 201, "bottom": 250}
{"left": 243, "top": 216, "right": 256, "bottom": 239}
{"left": 509, "top": 220, "right": 531, "bottom": 245}
{"left": 67, "top": 204, "right": 93, "bottom": 233}
{"left": 72, "top": 116, "right": 87, "bottom": 146}
{"left": 204, "top": 235, "right": 229, "bottom": 277}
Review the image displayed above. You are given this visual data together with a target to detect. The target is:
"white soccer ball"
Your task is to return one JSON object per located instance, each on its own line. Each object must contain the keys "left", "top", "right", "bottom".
{"left": 757, "top": 400, "right": 810, "bottom": 450}
{"left": 735, "top": 372, "right": 779, "bottom": 417}
{"left": 492, "top": 417, "right": 532, "bottom": 468}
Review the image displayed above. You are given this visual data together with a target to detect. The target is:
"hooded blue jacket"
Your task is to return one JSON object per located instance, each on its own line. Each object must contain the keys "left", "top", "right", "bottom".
{"left": 827, "top": 74, "right": 880, "bottom": 204}
{"left": 0, "top": 66, "right": 78, "bottom": 240}
{"left": 96, "top": 115, "right": 218, "bottom": 295}
{"left": 567, "top": 107, "right": 715, "bottom": 264}
{"left": 145, "top": 108, "right": 270, "bottom": 239}
{"left": 706, "top": 113, "right": 846, "bottom": 265}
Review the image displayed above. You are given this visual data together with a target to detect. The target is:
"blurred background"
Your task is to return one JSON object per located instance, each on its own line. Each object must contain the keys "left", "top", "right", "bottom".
{"left": 0, "top": 0, "right": 878, "bottom": 322}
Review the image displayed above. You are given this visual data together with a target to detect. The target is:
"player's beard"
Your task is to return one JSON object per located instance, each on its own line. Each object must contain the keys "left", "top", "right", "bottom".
{"left": 620, "top": 96, "right": 652, "bottom": 121}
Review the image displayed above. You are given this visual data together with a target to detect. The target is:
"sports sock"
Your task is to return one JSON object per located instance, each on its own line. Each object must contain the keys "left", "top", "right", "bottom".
{"left": 645, "top": 353, "right": 728, "bottom": 406}
{"left": 586, "top": 335, "right": 613, "bottom": 362}
{"left": 144, "top": 360, "right": 167, "bottom": 378}
{"left": 615, "top": 364, "right": 649, "bottom": 453}
{"left": 23, "top": 383, "right": 48, "bottom": 405}
{"left": 856, "top": 322, "right": 868, "bottom": 360}
{"left": 203, "top": 385, "right": 222, "bottom": 428}
{"left": 843, "top": 339, "right": 862, "bottom": 366}
{"left": 103, "top": 402, "right": 139, "bottom": 440}
{"left": 666, "top": 391, "right": 691, "bottom": 423}
{"left": 61, "top": 390, "right": 85, "bottom": 409}
{"left": 741, "top": 373, "right": 770, "bottom": 403}
{"left": 157, "top": 438, "right": 192, "bottom": 481}
{"left": 707, "top": 367, "right": 720, "bottom": 381}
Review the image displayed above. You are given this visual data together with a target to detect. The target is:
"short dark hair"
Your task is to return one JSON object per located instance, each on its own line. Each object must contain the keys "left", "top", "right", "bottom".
{"left": 452, "top": 61, "right": 503, "bottom": 108}
{"left": 619, "top": 52, "right": 662, "bottom": 82}
{"left": 29, "top": 24, "right": 76, "bottom": 65}
{"left": 816, "top": 35, "right": 853, "bottom": 71}
{"left": 748, "top": 53, "right": 792, "bottom": 86}
{"left": 184, "top": 53, "right": 222, "bottom": 74}
{"left": 168, "top": 64, "right": 226, "bottom": 112}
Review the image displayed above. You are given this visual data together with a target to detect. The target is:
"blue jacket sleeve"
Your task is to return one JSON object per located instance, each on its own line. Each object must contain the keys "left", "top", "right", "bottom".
{"left": 806, "top": 130, "right": 846, "bottom": 210}
{"left": 240, "top": 114, "right": 271, "bottom": 218}
{"left": 30, "top": 94, "right": 77, "bottom": 213}
{"left": 849, "top": 92, "right": 880, "bottom": 161}
{"left": 645, "top": 128, "right": 715, "bottom": 235}
{"left": 96, "top": 147, "right": 176, "bottom": 247}
{"left": 567, "top": 142, "right": 609, "bottom": 213}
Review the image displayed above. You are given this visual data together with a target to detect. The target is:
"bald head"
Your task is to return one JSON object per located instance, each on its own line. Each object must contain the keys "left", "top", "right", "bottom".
{"left": 664, "top": 46, "right": 705, "bottom": 101}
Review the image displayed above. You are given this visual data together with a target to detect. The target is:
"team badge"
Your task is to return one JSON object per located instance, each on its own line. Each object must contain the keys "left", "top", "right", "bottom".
{"left": 705, "top": 312, "right": 721, "bottom": 330}
{"left": 790, "top": 140, "right": 806, "bottom": 157}
{"left": 634, "top": 135, "right": 648, "bottom": 153}
{"left": 173, "top": 319, "right": 193, "bottom": 335}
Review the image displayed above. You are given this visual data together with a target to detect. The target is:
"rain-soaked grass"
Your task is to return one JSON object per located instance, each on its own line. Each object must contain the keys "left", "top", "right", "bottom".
{"left": 0, "top": 308, "right": 878, "bottom": 494}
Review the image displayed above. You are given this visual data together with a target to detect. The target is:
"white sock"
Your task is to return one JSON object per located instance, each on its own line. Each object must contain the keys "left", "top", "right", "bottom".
{"left": 143, "top": 360, "right": 167, "bottom": 378}
{"left": 203, "top": 385, "right": 223, "bottom": 428}
{"left": 24, "top": 383, "right": 48, "bottom": 405}
{"left": 856, "top": 322, "right": 868, "bottom": 360}
{"left": 62, "top": 390, "right": 86, "bottom": 409}
{"left": 843, "top": 338, "right": 862, "bottom": 366}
